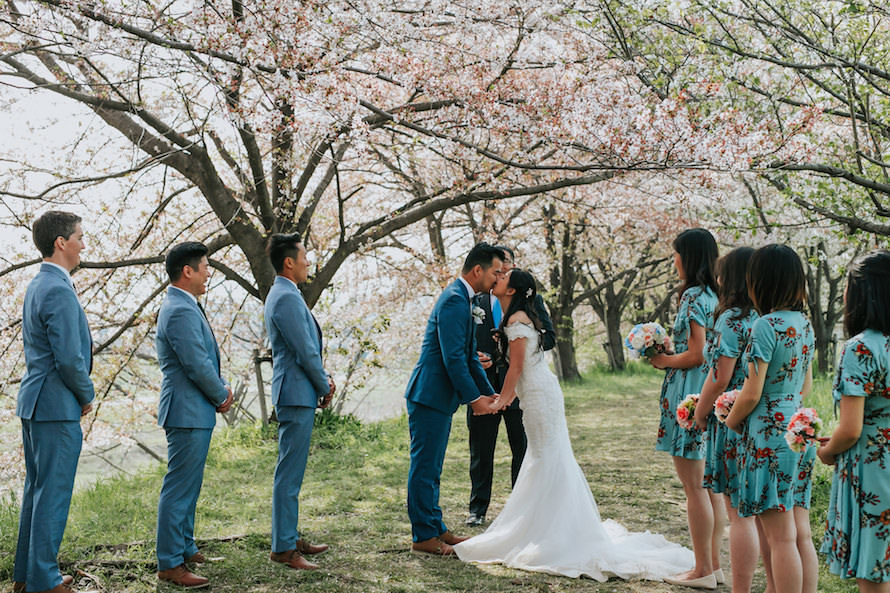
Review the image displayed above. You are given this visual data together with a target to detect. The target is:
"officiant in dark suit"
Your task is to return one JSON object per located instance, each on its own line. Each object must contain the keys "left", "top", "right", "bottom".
{"left": 466, "top": 246, "right": 556, "bottom": 527}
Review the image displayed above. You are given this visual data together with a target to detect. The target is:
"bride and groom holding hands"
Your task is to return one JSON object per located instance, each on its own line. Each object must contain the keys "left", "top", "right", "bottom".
{"left": 405, "top": 242, "right": 696, "bottom": 581}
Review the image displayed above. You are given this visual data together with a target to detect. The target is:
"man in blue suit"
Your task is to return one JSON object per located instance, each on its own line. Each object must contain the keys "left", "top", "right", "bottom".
{"left": 14, "top": 211, "right": 93, "bottom": 593}
{"left": 405, "top": 242, "right": 503, "bottom": 555}
{"left": 264, "top": 233, "right": 334, "bottom": 571}
{"left": 155, "top": 242, "right": 232, "bottom": 588}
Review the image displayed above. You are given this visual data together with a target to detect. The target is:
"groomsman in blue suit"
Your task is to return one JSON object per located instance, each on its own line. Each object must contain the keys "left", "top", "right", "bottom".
{"left": 14, "top": 211, "right": 93, "bottom": 593}
{"left": 264, "top": 233, "right": 334, "bottom": 571}
{"left": 155, "top": 242, "right": 232, "bottom": 588}
{"left": 405, "top": 242, "right": 503, "bottom": 555}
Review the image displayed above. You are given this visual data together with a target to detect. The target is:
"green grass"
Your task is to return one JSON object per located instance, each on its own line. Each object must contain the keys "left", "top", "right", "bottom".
{"left": 0, "top": 366, "right": 856, "bottom": 592}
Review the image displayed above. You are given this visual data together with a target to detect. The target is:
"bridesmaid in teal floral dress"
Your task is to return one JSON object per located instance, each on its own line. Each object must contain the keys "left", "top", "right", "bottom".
{"left": 726, "top": 244, "right": 817, "bottom": 593}
{"left": 650, "top": 228, "right": 719, "bottom": 588}
{"left": 694, "top": 247, "right": 761, "bottom": 593}
{"left": 818, "top": 251, "right": 890, "bottom": 593}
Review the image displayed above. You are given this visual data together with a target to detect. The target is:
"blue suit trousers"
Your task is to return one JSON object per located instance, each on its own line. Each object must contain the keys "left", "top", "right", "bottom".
{"left": 406, "top": 400, "right": 452, "bottom": 542}
{"left": 271, "top": 405, "right": 315, "bottom": 553}
{"left": 156, "top": 427, "right": 212, "bottom": 571}
{"left": 14, "top": 419, "right": 82, "bottom": 593}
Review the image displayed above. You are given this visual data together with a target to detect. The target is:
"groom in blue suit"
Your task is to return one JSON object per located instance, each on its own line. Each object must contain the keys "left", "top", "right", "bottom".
{"left": 264, "top": 233, "right": 334, "bottom": 571}
{"left": 14, "top": 211, "right": 93, "bottom": 593}
{"left": 155, "top": 242, "right": 232, "bottom": 588}
{"left": 405, "top": 243, "right": 504, "bottom": 555}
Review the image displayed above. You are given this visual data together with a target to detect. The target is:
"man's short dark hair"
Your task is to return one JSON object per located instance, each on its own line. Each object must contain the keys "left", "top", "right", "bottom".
{"left": 494, "top": 245, "right": 515, "bottom": 261}
{"left": 267, "top": 233, "right": 302, "bottom": 274}
{"left": 32, "top": 211, "right": 81, "bottom": 258}
{"left": 462, "top": 242, "right": 505, "bottom": 274}
{"left": 165, "top": 241, "right": 208, "bottom": 282}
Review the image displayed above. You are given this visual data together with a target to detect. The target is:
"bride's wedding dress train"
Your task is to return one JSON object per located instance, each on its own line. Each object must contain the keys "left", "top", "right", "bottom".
{"left": 454, "top": 322, "right": 694, "bottom": 581}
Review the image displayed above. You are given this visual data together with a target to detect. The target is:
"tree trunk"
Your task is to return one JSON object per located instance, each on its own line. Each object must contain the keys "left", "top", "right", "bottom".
{"left": 804, "top": 242, "right": 844, "bottom": 374}
{"left": 551, "top": 307, "right": 581, "bottom": 381}
{"left": 603, "top": 306, "right": 626, "bottom": 370}
{"left": 545, "top": 213, "right": 581, "bottom": 381}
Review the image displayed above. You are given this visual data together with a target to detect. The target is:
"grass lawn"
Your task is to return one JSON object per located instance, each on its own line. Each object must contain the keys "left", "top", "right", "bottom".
{"left": 0, "top": 365, "right": 856, "bottom": 592}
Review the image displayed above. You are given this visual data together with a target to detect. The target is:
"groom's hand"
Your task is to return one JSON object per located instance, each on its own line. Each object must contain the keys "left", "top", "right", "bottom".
{"left": 470, "top": 396, "right": 495, "bottom": 415}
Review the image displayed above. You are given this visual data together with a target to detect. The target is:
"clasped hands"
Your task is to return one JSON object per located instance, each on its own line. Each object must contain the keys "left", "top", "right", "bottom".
{"left": 217, "top": 386, "right": 234, "bottom": 413}
{"left": 319, "top": 376, "right": 336, "bottom": 409}
{"left": 470, "top": 393, "right": 510, "bottom": 415}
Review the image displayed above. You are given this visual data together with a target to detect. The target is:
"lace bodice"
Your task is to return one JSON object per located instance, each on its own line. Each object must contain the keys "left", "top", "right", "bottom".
{"left": 504, "top": 322, "right": 545, "bottom": 369}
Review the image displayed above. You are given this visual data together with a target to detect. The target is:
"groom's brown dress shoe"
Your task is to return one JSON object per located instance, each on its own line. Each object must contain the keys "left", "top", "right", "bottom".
{"left": 186, "top": 552, "right": 206, "bottom": 564}
{"left": 437, "top": 531, "right": 469, "bottom": 545}
{"left": 15, "top": 575, "right": 75, "bottom": 593}
{"left": 295, "top": 539, "right": 329, "bottom": 555}
{"left": 270, "top": 549, "right": 318, "bottom": 570}
{"left": 156, "top": 564, "right": 210, "bottom": 588}
{"left": 410, "top": 537, "right": 455, "bottom": 556}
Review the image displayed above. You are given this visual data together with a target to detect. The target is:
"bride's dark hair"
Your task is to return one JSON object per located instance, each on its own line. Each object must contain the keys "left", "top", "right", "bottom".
{"left": 496, "top": 269, "right": 543, "bottom": 362}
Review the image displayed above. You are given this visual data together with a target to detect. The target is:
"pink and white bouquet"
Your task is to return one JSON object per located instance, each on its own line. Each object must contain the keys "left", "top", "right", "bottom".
{"left": 784, "top": 407, "right": 823, "bottom": 452}
{"left": 676, "top": 393, "right": 700, "bottom": 430}
{"left": 625, "top": 322, "right": 674, "bottom": 359}
{"left": 714, "top": 390, "right": 740, "bottom": 424}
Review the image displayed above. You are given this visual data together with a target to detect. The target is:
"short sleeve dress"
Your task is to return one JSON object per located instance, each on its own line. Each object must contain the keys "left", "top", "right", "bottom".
{"left": 656, "top": 285, "right": 717, "bottom": 460}
{"left": 736, "top": 310, "right": 815, "bottom": 518}
{"left": 820, "top": 329, "right": 890, "bottom": 583}
{"left": 702, "top": 308, "right": 758, "bottom": 502}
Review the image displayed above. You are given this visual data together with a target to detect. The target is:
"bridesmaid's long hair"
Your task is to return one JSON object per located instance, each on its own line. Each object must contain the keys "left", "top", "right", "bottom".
{"left": 746, "top": 244, "right": 807, "bottom": 314}
{"left": 673, "top": 228, "right": 718, "bottom": 300}
{"left": 714, "top": 247, "right": 755, "bottom": 322}
{"left": 496, "top": 269, "right": 543, "bottom": 362}
{"left": 844, "top": 250, "right": 890, "bottom": 337}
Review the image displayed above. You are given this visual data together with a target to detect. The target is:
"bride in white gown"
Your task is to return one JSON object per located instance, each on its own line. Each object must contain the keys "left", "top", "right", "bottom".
{"left": 454, "top": 269, "right": 695, "bottom": 581}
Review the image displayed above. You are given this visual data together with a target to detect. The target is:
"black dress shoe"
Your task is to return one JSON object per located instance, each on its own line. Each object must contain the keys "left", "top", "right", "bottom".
{"left": 465, "top": 513, "right": 485, "bottom": 527}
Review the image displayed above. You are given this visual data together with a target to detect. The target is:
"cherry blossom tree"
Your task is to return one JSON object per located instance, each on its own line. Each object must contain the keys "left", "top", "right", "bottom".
{"left": 0, "top": 0, "right": 820, "bottom": 486}
{"left": 644, "top": 0, "right": 890, "bottom": 238}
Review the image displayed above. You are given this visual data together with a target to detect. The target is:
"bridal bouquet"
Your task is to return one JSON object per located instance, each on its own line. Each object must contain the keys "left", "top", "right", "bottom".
{"left": 784, "top": 408, "right": 823, "bottom": 452}
{"left": 675, "top": 393, "right": 700, "bottom": 430}
{"left": 625, "top": 322, "right": 673, "bottom": 360}
{"left": 714, "top": 390, "right": 740, "bottom": 424}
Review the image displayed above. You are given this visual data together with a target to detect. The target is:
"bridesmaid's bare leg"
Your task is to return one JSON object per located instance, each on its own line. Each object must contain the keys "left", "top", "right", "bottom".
{"left": 794, "top": 507, "right": 818, "bottom": 593}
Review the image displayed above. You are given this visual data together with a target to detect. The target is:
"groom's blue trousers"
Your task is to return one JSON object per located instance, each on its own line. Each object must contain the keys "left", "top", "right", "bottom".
{"left": 406, "top": 400, "right": 452, "bottom": 542}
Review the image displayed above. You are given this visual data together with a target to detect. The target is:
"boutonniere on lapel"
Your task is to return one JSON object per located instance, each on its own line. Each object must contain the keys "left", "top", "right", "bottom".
{"left": 472, "top": 305, "right": 486, "bottom": 325}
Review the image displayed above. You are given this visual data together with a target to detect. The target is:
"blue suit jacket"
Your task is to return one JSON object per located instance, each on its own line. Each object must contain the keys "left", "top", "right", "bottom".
{"left": 17, "top": 263, "right": 94, "bottom": 421}
{"left": 264, "top": 276, "right": 329, "bottom": 408}
{"left": 405, "top": 279, "right": 494, "bottom": 415}
{"left": 156, "top": 287, "right": 228, "bottom": 428}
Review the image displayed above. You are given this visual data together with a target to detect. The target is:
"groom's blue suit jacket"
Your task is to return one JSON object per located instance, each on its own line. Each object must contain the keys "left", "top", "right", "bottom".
{"left": 405, "top": 279, "right": 495, "bottom": 414}
{"left": 17, "top": 263, "right": 94, "bottom": 421}
{"left": 264, "top": 275, "right": 329, "bottom": 408}
{"left": 156, "top": 287, "right": 228, "bottom": 429}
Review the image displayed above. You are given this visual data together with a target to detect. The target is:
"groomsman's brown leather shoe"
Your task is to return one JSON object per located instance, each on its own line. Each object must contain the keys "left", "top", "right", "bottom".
{"left": 270, "top": 549, "right": 318, "bottom": 570}
{"left": 410, "top": 537, "right": 455, "bottom": 556}
{"left": 16, "top": 575, "right": 74, "bottom": 593}
{"left": 156, "top": 565, "right": 210, "bottom": 588}
{"left": 437, "top": 531, "right": 469, "bottom": 545}
{"left": 185, "top": 552, "right": 206, "bottom": 564}
{"left": 295, "top": 539, "right": 328, "bottom": 555}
